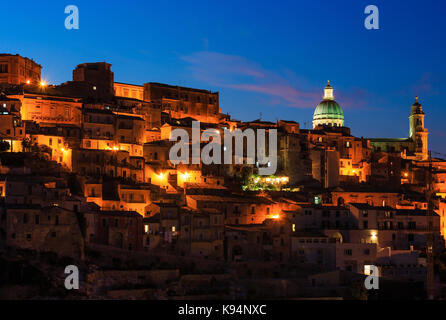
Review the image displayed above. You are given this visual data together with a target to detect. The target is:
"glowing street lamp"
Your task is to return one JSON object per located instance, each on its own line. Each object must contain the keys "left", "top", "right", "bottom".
{"left": 40, "top": 81, "right": 47, "bottom": 87}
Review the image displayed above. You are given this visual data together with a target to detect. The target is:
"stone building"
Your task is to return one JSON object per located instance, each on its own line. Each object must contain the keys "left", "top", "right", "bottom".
{"left": 0, "top": 54, "right": 41, "bottom": 85}
{"left": 12, "top": 92, "right": 82, "bottom": 126}
{"left": 84, "top": 209, "right": 143, "bottom": 251}
{"left": 59, "top": 62, "right": 115, "bottom": 102}
{"left": 178, "top": 207, "right": 224, "bottom": 259}
{"left": 2, "top": 204, "right": 84, "bottom": 259}
{"left": 144, "top": 82, "right": 221, "bottom": 124}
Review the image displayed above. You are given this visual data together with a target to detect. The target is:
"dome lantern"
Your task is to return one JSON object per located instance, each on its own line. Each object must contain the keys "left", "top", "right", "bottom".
{"left": 323, "top": 80, "right": 334, "bottom": 100}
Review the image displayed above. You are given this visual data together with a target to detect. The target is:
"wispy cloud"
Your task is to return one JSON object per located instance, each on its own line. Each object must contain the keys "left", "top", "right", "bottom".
{"left": 180, "top": 51, "right": 320, "bottom": 108}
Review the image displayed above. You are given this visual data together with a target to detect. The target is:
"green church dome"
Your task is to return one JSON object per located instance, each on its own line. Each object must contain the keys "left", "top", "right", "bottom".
{"left": 313, "top": 100, "right": 344, "bottom": 120}
{"left": 312, "top": 81, "right": 345, "bottom": 128}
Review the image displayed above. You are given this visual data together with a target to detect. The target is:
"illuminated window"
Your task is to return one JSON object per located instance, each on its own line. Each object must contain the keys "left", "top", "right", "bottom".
{"left": 364, "top": 265, "right": 372, "bottom": 275}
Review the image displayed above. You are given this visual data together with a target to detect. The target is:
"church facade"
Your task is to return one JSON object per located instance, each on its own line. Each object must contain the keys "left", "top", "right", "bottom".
{"left": 368, "top": 96, "right": 429, "bottom": 161}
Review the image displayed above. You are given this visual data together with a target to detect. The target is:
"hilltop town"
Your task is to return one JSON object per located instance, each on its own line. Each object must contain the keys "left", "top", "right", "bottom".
{"left": 0, "top": 53, "right": 445, "bottom": 299}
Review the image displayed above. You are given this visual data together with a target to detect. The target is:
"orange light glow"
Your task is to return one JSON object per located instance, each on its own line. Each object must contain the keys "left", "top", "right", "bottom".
{"left": 180, "top": 172, "right": 190, "bottom": 180}
{"left": 40, "top": 81, "right": 47, "bottom": 87}
{"left": 271, "top": 214, "right": 280, "bottom": 219}
{"left": 26, "top": 80, "right": 30, "bottom": 84}
{"left": 158, "top": 172, "right": 166, "bottom": 180}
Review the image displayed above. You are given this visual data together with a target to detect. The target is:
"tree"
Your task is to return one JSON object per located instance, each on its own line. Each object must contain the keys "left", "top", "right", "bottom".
{"left": 0, "top": 140, "right": 10, "bottom": 152}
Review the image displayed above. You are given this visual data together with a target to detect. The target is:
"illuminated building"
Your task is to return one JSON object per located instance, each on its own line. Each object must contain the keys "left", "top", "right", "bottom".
{"left": 186, "top": 194, "right": 279, "bottom": 225}
{"left": 114, "top": 82, "right": 144, "bottom": 100}
{"left": 29, "top": 133, "right": 72, "bottom": 166}
{"left": 0, "top": 53, "right": 41, "bottom": 85}
{"left": 301, "top": 85, "right": 373, "bottom": 186}
{"left": 409, "top": 96, "right": 429, "bottom": 160}
{"left": 115, "top": 81, "right": 222, "bottom": 124}
{"left": 177, "top": 170, "right": 201, "bottom": 187}
{"left": 144, "top": 82, "right": 221, "bottom": 124}
{"left": 236, "top": 119, "right": 312, "bottom": 185}
{"left": 14, "top": 92, "right": 82, "bottom": 126}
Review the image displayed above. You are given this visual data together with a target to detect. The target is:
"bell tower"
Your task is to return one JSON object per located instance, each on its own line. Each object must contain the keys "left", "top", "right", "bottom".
{"left": 409, "top": 96, "right": 428, "bottom": 160}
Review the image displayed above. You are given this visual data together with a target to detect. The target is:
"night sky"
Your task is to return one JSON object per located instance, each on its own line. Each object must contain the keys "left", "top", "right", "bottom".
{"left": 1, "top": 0, "right": 445, "bottom": 153}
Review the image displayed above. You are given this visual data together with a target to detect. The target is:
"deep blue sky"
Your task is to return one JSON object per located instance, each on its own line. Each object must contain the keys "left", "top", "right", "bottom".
{"left": 1, "top": 0, "right": 445, "bottom": 153}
